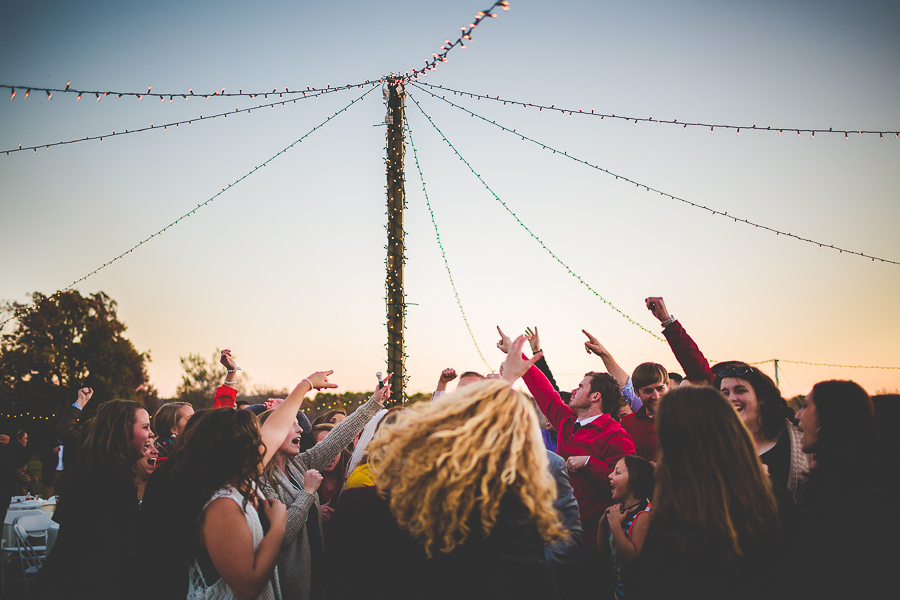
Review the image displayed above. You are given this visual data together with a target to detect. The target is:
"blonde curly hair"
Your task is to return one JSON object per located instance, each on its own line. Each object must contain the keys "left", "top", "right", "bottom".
{"left": 367, "top": 378, "right": 565, "bottom": 558}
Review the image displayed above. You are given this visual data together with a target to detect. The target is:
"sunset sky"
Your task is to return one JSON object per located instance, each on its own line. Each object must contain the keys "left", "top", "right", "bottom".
{"left": 2, "top": 0, "right": 898, "bottom": 402}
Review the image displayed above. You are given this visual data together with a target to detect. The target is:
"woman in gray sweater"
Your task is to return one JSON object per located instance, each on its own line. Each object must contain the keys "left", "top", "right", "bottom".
{"left": 258, "top": 380, "right": 391, "bottom": 600}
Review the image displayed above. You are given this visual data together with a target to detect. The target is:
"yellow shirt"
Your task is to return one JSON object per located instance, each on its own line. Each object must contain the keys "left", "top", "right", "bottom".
{"left": 343, "top": 463, "right": 375, "bottom": 490}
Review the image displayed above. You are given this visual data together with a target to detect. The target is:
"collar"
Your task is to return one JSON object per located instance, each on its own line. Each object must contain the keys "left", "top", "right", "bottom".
{"left": 636, "top": 405, "right": 654, "bottom": 420}
{"left": 576, "top": 414, "right": 603, "bottom": 427}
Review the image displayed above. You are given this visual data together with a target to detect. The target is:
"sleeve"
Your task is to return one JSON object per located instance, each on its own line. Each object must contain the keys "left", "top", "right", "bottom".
{"left": 544, "top": 452, "right": 583, "bottom": 566}
{"left": 662, "top": 320, "right": 715, "bottom": 384}
{"left": 621, "top": 377, "right": 643, "bottom": 412}
{"left": 267, "top": 479, "right": 316, "bottom": 542}
{"left": 583, "top": 431, "right": 635, "bottom": 483}
{"left": 55, "top": 405, "right": 84, "bottom": 450}
{"left": 297, "top": 397, "right": 382, "bottom": 472}
{"left": 431, "top": 390, "right": 446, "bottom": 401}
{"left": 533, "top": 355, "right": 559, "bottom": 392}
{"left": 211, "top": 385, "right": 238, "bottom": 409}
{"left": 522, "top": 362, "right": 576, "bottom": 440}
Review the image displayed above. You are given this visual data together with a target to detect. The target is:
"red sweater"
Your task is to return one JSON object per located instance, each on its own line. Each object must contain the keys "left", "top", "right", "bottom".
{"left": 620, "top": 406, "right": 657, "bottom": 462}
{"left": 212, "top": 385, "right": 237, "bottom": 409}
{"left": 523, "top": 365, "right": 635, "bottom": 547}
{"left": 663, "top": 320, "right": 715, "bottom": 385}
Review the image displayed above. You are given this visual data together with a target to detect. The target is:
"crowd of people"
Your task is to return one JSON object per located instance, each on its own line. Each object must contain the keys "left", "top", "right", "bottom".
{"left": 4, "top": 296, "right": 897, "bottom": 599}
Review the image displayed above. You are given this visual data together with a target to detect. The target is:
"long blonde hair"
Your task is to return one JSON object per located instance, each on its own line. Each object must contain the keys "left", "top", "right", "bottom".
{"left": 367, "top": 379, "right": 565, "bottom": 558}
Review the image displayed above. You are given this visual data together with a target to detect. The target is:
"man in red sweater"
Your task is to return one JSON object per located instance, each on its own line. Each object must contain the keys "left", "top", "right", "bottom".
{"left": 500, "top": 333, "right": 635, "bottom": 599}
{"left": 619, "top": 362, "right": 669, "bottom": 462}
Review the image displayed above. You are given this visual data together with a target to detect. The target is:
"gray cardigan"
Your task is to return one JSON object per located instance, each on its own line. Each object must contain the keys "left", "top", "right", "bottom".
{"left": 260, "top": 398, "right": 382, "bottom": 600}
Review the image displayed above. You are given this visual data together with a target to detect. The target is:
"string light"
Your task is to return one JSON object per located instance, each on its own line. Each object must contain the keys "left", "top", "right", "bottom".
{"left": 0, "top": 79, "right": 379, "bottom": 102}
{"left": 2, "top": 82, "right": 380, "bottom": 155}
{"left": 402, "top": 1, "right": 510, "bottom": 81}
{"left": 0, "top": 87, "right": 376, "bottom": 331}
{"left": 750, "top": 359, "right": 900, "bottom": 370}
{"left": 404, "top": 111, "right": 493, "bottom": 372}
{"left": 410, "top": 83, "right": 900, "bottom": 267}
{"left": 407, "top": 91, "right": 664, "bottom": 342}
{"left": 414, "top": 82, "right": 900, "bottom": 140}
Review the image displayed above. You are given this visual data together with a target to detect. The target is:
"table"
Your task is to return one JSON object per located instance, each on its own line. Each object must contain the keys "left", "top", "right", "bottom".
{"left": 7, "top": 500, "right": 46, "bottom": 512}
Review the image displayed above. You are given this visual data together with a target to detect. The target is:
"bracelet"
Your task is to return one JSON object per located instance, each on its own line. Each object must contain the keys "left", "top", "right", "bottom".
{"left": 303, "top": 378, "right": 315, "bottom": 391}
{"left": 223, "top": 380, "right": 236, "bottom": 387}
{"left": 660, "top": 316, "right": 676, "bottom": 328}
{"left": 583, "top": 456, "right": 589, "bottom": 468}
{"left": 225, "top": 369, "right": 237, "bottom": 373}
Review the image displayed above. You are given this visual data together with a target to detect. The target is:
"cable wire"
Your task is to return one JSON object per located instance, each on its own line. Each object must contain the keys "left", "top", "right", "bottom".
{"left": 415, "top": 82, "right": 900, "bottom": 140}
{"left": 404, "top": 111, "right": 493, "bottom": 371}
{"left": 407, "top": 90, "right": 663, "bottom": 342}
{"left": 3, "top": 82, "right": 380, "bottom": 155}
{"left": 0, "top": 86, "right": 376, "bottom": 330}
{"left": 410, "top": 83, "right": 900, "bottom": 266}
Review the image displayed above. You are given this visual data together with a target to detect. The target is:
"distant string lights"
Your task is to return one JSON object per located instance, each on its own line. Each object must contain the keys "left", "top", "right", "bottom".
{"left": 2, "top": 82, "right": 380, "bottom": 155}
{"left": 407, "top": 91, "right": 664, "bottom": 342}
{"left": 414, "top": 82, "right": 900, "bottom": 141}
{"left": 411, "top": 83, "right": 900, "bottom": 267}
{"left": 1, "top": 79, "right": 378, "bottom": 102}
{"left": 404, "top": 111, "right": 493, "bottom": 372}
{"left": 0, "top": 87, "right": 375, "bottom": 331}
{"left": 752, "top": 359, "right": 900, "bottom": 370}
{"left": 401, "top": 1, "right": 510, "bottom": 81}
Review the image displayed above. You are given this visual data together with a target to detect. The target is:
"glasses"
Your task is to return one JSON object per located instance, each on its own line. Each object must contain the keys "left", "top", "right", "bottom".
{"left": 717, "top": 366, "right": 754, "bottom": 378}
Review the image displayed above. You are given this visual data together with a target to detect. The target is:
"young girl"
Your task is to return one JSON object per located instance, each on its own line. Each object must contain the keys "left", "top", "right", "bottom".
{"left": 601, "top": 455, "right": 655, "bottom": 600}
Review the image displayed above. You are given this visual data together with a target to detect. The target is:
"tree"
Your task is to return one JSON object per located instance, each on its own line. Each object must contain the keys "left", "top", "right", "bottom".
{"left": 0, "top": 290, "right": 150, "bottom": 417}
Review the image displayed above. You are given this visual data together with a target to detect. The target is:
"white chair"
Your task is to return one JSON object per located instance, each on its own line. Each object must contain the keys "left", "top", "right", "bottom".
{"left": 38, "top": 502, "right": 56, "bottom": 515}
{"left": 14, "top": 514, "right": 53, "bottom": 547}
{"left": 11, "top": 523, "right": 44, "bottom": 594}
{"left": 1, "top": 515, "right": 49, "bottom": 594}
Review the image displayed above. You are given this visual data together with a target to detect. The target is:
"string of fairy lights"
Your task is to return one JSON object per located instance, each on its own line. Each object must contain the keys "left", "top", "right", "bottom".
{"left": 2, "top": 82, "right": 379, "bottom": 155}
{"left": 0, "top": 87, "right": 376, "bottom": 331}
{"left": 410, "top": 83, "right": 900, "bottom": 267}
{"left": 404, "top": 110, "right": 493, "bottom": 372}
{"left": 0, "top": 79, "right": 378, "bottom": 102}
{"left": 751, "top": 359, "right": 900, "bottom": 370}
{"left": 414, "top": 82, "right": 900, "bottom": 140}
{"left": 407, "top": 90, "right": 665, "bottom": 342}
{"left": 402, "top": 1, "right": 510, "bottom": 81}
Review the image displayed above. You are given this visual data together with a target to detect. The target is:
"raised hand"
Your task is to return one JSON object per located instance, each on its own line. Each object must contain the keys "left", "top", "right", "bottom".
{"left": 496, "top": 326, "right": 512, "bottom": 354}
{"left": 582, "top": 330, "right": 609, "bottom": 357}
{"left": 0, "top": 434, "right": 8, "bottom": 446}
{"left": 220, "top": 349, "right": 241, "bottom": 371}
{"left": 500, "top": 336, "right": 543, "bottom": 382}
{"left": 645, "top": 297, "right": 672, "bottom": 323}
{"left": 373, "top": 374, "right": 392, "bottom": 405}
{"left": 524, "top": 326, "right": 541, "bottom": 354}
{"left": 303, "top": 469, "right": 323, "bottom": 494}
{"left": 76, "top": 387, "right": 94, "bottom": 408}
{"left": 306, "top": 370, "right": 338, "bottom": 391}
{"left": 439, "top": 368, "right": 457, "bottom": 384}
{"left": 264, "top": 398, "right": 285, "bottom": 411}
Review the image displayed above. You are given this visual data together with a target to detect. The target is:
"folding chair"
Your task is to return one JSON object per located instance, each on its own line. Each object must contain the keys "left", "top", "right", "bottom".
{"left": 10, "top": 523, "right": 46, "bottom": 594}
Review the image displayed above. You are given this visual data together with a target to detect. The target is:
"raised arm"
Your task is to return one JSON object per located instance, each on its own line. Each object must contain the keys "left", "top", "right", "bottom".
{"left": 260, "top": 371, "right": 337, "bottom": 466}
{"left": 582, "top": 329, "right": 629, "bottom": 387}
{"left": 299, "top": 377, "right": 392, "bottom": 472}
{"left": 526, "top": 326, "right": 559, "bottom": 392}
{"left": 502, "top": 336, "right": 575, "bottom": 433}
{"left": 56, "top": 387, "right": 93, "bottom": 448}
{"left": 212, "top": 349, "right": 241, "bottom": 409}
{"left": 645, "top": 297, "right": 714, "bottom": 384}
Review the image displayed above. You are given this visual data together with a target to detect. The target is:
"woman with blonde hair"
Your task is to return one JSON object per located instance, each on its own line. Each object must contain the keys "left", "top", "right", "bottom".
{"left": 630, "top": 385, "right": 782, "bottom": 600}
{"left": 365, "top": 336, "right": 565, "bottom": 600}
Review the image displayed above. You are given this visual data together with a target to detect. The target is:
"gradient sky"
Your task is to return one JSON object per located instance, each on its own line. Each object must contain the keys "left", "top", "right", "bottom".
{"left": 2, "top": 0, "right": 899, "bottom": 401}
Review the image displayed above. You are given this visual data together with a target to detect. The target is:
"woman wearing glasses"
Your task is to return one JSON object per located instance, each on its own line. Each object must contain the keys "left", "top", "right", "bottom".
{"left": 645, "top": 297, "right": 810, "bottom": 532}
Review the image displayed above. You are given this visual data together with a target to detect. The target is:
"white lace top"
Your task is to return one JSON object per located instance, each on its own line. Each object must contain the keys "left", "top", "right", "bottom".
{"left": 187, "top": 486, "right": 281, "bottom": 600}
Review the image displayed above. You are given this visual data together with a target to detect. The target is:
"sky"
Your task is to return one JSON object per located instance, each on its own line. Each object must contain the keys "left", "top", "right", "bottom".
{"left": 1, "top": 0, "right": 899, "bottom": 402}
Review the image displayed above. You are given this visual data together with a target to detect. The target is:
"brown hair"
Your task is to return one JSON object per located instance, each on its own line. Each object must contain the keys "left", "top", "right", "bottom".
{"left": 310, "top": 423, "right": 351, "bottom": 483}
{"left": 652, "top": 386, "right": 780, "bottom": 558}
{"left": 312, "top": 409, "right": 347, "bottom": 427}
{"left": 632, "top": 362, "right": 669, "bottom": 391}
{"left": 585, "top": 372, "right": 621, "bottom": 412}
{"left": 154, "top": 402, "right": 191, "bottom": 439}
{"left": 73, "top": 400, "right": 147, "bottom": 473}
{"left": 712, "top": 361, "right": 795, "bottom": 440}
{"left": 368, "top": 379, "right": 565, "bottom": 558}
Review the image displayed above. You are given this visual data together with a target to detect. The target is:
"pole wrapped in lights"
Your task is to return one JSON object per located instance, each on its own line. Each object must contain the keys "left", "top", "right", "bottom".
{"left": 410, "top": 83, "right": 900, "bottom": 267}
{"left": 406, "top": 91, "right": 664, "bottom": 342}
{"left": 414, "top": 82, "right": 900, "bottom": 140}
{"left": 402, "top": 1, "right": 510, "bottom": 81}
{"left": 404, "top": 110, "right": 493, "bottom": 372}
{"left": 3, "top": 82, "right": 380, "bottom": 155}
{"left": 0, "top": 86, "right": 376, "bottom": 331}
{"left": 1, "top": 79, "right": 379, "bottom": 101}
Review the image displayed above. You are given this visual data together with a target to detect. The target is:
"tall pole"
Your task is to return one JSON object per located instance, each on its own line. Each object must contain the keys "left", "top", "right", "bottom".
{"left": 385, "top": 78, "right": 406, "bottom": 403}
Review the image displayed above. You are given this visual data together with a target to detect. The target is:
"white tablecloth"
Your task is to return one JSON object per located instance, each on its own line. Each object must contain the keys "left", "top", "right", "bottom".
{"left": 7, "top": 499, "right": 46, "bottom": 511}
